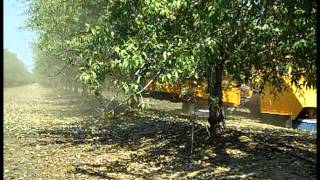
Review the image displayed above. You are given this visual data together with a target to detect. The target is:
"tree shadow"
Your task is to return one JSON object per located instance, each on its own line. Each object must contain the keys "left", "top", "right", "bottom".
{"left": 73, "top": 166, "right": 115, "bottom": 179}
{"left": 34, "top": 113, "right": 316, "bottom": 179}
{"left": 30, "top": 90, "right": 316, "bottom": 179}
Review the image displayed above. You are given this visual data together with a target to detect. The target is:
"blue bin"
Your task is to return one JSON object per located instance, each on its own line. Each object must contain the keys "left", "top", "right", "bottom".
{"left": 295, "top": 119, "right": 317, "bottom": 132}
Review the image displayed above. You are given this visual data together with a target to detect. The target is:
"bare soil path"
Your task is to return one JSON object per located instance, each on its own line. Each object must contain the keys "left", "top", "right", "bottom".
{"left": 4, "top": 84, "right": 316, "bottom": 179}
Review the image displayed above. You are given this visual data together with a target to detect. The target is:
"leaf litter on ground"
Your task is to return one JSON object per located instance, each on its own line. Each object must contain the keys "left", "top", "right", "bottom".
{"left": 4, "top": 84, "right": 316, "bottom": 179}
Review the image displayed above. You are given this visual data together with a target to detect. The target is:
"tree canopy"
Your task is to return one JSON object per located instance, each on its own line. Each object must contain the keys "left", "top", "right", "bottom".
{"left": 25, "top": 0, "right": 316, "bottom": 134}
{"left": 4, "top": 49, "right": 34, "bottom": 87}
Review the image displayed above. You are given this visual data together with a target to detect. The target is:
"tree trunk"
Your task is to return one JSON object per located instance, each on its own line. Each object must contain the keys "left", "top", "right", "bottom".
{"left": 82, "top": 85, "right": 87, "bottom": 96}
{"left": 208, "top": 62, "right": 225, "bottom": 135}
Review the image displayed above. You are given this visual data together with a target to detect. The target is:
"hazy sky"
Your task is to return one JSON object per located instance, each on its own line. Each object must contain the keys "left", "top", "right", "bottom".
{"left": 4, "top": 0, "right": 37, "bottom": 72}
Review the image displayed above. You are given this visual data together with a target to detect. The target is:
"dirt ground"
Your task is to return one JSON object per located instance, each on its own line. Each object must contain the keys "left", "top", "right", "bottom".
{"left": 4, "top": 84, "right": 317, "bottom": 179}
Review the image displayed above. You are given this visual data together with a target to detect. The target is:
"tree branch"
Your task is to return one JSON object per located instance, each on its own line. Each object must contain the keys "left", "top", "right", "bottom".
{"left": 138, "top": 70, "right": 161, "bottom": 94}
{"left": 42, "top": 63, "right": 69, "bottom": 78}
{"left": 103, "top": 69, "right": 162, "bottom": 115}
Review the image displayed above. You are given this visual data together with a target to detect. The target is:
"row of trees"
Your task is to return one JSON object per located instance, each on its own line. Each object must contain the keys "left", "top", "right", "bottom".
{"left": 31, "top": 42, "right": 84, "bottom": 92}
{"left": 25, "top": 0, "right": 316, "bottom": 135}
{"left": 4, "top": 49, "right": 34, "bottom": 87}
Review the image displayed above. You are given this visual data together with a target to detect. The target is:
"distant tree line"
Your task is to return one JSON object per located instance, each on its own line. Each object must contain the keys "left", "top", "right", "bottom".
{"left": 4, "top": 49, "right": 34, "bottom": 87}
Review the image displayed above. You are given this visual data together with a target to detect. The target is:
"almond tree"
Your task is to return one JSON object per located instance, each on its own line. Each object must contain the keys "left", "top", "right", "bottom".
{"left": 26, "top": 0, "right": 316, "bottom": 135}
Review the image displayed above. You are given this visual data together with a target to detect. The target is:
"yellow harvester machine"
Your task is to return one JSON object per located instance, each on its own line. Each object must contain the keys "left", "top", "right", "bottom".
{"left": 148, "top": 76, "right": 316, "bottom": 121}
{"left": 147, "top": 78, "right": 253, "bottom": 107}
{"left": 260, "top": 78, "right": 317, "bottom": 120}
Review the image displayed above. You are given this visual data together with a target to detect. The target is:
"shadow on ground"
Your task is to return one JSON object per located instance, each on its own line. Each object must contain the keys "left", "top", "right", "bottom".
{"left": 30, "top": 90, "right": 316, "bottom": 179}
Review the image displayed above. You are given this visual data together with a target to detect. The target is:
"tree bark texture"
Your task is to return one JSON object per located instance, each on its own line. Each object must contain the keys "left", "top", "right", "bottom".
{"left": 208, "top": 62, "right": 225, "bottom": 135}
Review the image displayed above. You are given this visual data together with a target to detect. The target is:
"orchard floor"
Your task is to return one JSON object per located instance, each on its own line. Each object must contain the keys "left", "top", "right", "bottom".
{"left": 4, "top": 84, "right": 317, "bottom": 179}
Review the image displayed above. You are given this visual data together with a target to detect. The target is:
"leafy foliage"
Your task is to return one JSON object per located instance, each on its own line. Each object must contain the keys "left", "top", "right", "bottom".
{"left": 31, "top": 41, "right": 82, "bottom": 91}
{"left": 25, "top": 0, "right": 316, "bottom": 98}
{"left": 25, "top": 0, "right": 316, "bottom": 133}
{"left": 4, "top": 49, "right": 34, "bottom": 87}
